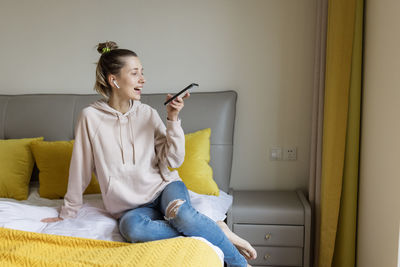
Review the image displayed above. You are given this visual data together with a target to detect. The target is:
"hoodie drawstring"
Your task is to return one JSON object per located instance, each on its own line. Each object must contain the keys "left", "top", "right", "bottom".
{"left": 128, "top": 115, "right": 136, "bottom": 164}
{"left": 117, "top": 115, "right": 125, "bottom": 164}
{"left": 117, "top": 114, "right": 136, "bottom": 165}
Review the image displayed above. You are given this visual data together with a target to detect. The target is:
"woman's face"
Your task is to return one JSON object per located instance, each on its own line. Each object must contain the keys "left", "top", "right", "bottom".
{"left": 114, "top": 56, "right": 145, "bottom": 101}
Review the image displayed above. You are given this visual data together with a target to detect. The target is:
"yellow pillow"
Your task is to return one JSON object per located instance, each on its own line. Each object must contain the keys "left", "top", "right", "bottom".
{"left": 30, "top": 140, "right": 100, "bottom": 199}
{"left": 0, "top": 137, "right": 44, "bottom": 200}
{"left": 170, "top": 128, "right": 219, "bottom": 196}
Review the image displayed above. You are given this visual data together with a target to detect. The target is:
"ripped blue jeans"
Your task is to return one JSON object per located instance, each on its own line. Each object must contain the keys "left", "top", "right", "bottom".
{"left": 118, "top": 180, "right": 247, "bottom": 267}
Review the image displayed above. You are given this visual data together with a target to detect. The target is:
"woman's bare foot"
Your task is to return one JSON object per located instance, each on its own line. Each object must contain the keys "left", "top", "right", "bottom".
{"left": 217, "top": 221, "right": 257, "bottom": 261}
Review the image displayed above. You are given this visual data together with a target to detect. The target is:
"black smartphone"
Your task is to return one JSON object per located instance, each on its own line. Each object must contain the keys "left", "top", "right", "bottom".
{"left": 164, "top": 83, "right": 198, "bottom": 105}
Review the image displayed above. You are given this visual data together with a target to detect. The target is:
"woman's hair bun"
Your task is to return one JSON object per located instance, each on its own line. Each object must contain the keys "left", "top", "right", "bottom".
{"left": 96, "top": 41, "right": 119, "bottom": 54}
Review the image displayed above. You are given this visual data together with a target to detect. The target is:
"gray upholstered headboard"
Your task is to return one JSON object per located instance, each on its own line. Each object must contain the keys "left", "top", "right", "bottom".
{"left": 0, "top": 91, "right": 237, "bottom": 192}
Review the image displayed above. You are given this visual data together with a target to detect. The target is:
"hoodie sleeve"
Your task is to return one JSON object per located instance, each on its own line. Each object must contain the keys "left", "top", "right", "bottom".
{"left": 59, "top": 111, "right": 94, "bottom": 219}
{"left": 154, "top": 110, "right": 185, "bottom": 169}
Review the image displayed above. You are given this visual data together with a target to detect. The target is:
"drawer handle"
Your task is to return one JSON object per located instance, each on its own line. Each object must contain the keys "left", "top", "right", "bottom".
{"left": 264, "top": 253, "right": 271, "bottom": 261}
{"left": 265, "top": 233, "right": 272, "bottom": 240}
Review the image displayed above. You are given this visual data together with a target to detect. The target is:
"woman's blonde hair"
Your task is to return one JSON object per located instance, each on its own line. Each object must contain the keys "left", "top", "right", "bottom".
{"left": 94, "top": 41, "right": 138, "bottom": 98}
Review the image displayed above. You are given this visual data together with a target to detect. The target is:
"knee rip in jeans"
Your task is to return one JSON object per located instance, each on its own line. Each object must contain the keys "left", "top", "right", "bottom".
{"left": 164, "top": 199, "right": 186, "bottom": 220}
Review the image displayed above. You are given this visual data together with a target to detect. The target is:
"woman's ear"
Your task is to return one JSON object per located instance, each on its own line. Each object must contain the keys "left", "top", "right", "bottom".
{"left": 108, "top": 75, "right": 119, "bottom": 89}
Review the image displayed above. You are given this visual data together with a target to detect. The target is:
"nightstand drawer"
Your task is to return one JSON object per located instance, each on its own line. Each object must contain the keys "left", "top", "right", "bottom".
{"left": 249, "top": 246, "right": 303, "bottom": 266}
{"left": 233, "top": 224, "right": 304, "bottom": 247}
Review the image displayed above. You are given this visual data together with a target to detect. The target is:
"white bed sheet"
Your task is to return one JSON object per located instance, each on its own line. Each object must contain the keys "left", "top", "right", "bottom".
{"left": 0, "top": 183, "right": 232, "bottom": 266}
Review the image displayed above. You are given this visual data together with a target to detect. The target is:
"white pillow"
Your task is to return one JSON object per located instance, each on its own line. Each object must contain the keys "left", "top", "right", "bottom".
{"left": 188, "top": 189, "right": 233, "bottom": 222}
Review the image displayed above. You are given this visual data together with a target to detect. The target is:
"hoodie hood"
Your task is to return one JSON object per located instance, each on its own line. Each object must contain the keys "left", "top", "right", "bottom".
{"left": 90, "top": 99, "right": 141, "bottom": 165}
{"left": 90, "top": 99, "right": 140, "bottom": 116}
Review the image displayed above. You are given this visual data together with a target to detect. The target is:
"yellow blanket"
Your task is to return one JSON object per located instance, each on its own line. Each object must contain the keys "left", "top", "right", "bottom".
{"left": 0, "top": 227, "right": 221, "bottom": 267}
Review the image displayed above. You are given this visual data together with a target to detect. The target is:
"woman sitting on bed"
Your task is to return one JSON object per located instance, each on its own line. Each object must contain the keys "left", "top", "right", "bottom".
{"left": 41, "top": 41, "right": 256, "bottom": 267}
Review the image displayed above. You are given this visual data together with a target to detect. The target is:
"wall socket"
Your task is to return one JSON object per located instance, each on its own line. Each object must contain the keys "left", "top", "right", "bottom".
{"left": 283, "top": 147, "right": 297, "bottom": 161}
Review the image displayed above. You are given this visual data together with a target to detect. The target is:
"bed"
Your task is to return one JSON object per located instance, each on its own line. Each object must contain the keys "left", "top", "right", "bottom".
{"left": 0, "top": 91, "right": 237, "bottom": 267}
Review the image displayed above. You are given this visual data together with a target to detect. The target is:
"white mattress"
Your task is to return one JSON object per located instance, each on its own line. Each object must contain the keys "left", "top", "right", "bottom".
{"left": 0, "top": 182, "right": 232, "bottom": 266}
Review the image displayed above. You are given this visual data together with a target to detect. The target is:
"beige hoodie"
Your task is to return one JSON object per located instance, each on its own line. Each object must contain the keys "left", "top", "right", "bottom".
{"left": 59, "top": 99, "right": 185, "bottom": 219}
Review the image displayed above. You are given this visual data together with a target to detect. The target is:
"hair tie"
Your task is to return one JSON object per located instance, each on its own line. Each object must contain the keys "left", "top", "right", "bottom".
{"left": 102, "top": 47, "right": 111, "bottom": 54}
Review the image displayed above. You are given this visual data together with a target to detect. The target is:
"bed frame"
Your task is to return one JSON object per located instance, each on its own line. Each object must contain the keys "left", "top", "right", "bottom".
{"left": 0, "top": 91, "right": 237, "bottom": 193}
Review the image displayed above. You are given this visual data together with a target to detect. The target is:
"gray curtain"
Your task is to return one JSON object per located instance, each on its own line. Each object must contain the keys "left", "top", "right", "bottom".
{"left": 308, "top": 0, "right": 328, "bottom": 266}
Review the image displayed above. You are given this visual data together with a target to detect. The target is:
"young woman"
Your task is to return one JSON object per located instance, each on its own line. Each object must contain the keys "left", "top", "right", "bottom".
{"left": 41, "top": 41, "right": 256, "bottom": 267}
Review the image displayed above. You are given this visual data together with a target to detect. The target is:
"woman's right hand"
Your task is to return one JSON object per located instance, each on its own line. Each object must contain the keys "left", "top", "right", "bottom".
{"left": 41, "top": 217, "right": 63, "bottom": 223}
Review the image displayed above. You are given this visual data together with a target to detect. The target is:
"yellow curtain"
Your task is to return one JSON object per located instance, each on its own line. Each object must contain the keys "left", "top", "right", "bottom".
{"left": 318, "top": 0, "right": 363, "bottom": 266}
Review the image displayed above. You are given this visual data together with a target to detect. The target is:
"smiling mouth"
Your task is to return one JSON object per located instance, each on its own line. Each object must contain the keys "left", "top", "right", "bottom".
{"left": 134, "top": 88, "right": 142, "bottom": 94}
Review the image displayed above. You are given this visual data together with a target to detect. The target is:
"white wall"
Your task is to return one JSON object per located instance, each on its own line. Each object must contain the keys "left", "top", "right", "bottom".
{"left": 358, "top": 0, "right": 400, "bottom": 266}
{"left": 0, "top": 0, "right": 316, "bottom": 191}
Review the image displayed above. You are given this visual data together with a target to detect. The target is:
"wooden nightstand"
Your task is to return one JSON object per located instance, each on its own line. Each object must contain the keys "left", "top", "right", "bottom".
{"left": 227, "top": 190, "right": 311, "bottom": 267}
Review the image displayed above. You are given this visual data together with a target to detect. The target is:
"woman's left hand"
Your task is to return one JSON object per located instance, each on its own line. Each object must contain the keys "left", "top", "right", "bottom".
{"left": 165, "top": 92, "right": 190, "bottom": 121}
